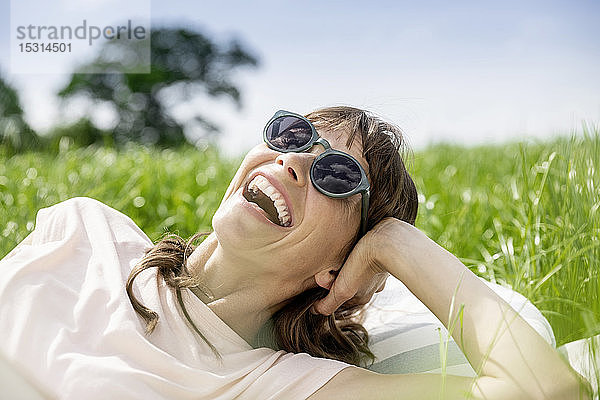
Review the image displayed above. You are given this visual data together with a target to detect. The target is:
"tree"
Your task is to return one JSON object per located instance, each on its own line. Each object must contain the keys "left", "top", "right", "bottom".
{"left": 0, "top": 72, "right": 40, "bottom": 154}
{"left": 58, "top": 27, "right": 259, "bottom": 147}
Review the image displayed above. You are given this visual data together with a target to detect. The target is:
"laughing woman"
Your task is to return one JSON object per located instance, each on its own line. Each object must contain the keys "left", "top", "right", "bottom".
{"left": 0, "top": 107, "right": 590, "bottom": 399}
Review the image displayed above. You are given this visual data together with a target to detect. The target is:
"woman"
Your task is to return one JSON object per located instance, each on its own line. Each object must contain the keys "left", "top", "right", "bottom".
{"left": 0, "top": 107, "right": 590, "bottom": 399}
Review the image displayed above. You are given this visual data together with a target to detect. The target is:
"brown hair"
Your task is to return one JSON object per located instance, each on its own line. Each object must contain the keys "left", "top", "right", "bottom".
{"left": 126, "top": 105, "right": 418, "bottom": 367}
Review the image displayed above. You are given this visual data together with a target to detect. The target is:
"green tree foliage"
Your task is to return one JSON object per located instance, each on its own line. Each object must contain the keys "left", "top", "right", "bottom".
{"left": 0, "top": 72, "right": 40, "bottom": 154}
{"left": 57, "top": 27, "right": 259, "bottom": 147}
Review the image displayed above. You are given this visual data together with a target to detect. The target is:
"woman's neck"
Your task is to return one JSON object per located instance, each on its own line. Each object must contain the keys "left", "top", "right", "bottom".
{"left": 185, "top": 234, "right": 291, "bottom": 345}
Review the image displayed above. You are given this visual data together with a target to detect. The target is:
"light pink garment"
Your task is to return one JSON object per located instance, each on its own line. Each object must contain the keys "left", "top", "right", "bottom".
{"left": 0, "top": 197, "right": 350, "bottom": 399}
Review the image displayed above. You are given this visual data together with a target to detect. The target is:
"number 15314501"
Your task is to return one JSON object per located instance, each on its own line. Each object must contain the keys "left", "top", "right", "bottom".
{"left": 18, "top": 42, "right": 72, "bottom": 53}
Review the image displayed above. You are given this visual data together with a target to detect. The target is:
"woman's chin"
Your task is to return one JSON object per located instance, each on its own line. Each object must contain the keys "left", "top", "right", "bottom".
{"left": 212, "top": 202, "right": 279, "bottom": 250}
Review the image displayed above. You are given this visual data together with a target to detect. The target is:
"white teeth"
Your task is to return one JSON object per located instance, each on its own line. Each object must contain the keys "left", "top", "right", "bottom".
{"left": 247, "top": 175, "right": 291, "bottom": 226}
{"left": 274, "top": 198, "right": 286, "bottom": 208}
{"left": 262, "top": 185, "right": 277, "bottom": 197}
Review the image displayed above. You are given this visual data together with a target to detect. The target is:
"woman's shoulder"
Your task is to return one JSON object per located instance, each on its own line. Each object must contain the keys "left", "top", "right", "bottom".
{"left": 41, "top": 196, "right": 126, "bottom": 220}
{"left": 31, "top": 197, "right": 152, "bottom": 247}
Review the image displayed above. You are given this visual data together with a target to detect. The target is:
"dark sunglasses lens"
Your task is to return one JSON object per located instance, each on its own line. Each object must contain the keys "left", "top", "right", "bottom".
{"left": 313, "top": 154, "right": 362, "bottom": 194}
{"left": 266, "top": 116, "right": 313, "bottom": 150}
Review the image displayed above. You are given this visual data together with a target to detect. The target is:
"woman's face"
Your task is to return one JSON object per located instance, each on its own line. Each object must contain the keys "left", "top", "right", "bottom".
{"left": 212, "top": 126, "right": 368, "bottom": 284}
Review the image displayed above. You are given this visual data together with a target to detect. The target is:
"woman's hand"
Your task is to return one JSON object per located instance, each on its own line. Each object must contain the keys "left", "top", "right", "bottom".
{"left": 312, "top": 217, "right": 408, "bottom": 315}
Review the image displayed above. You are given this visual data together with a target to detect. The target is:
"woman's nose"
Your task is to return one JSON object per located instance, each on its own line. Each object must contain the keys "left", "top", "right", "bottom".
{"left": 274, "top": 152, "right": 314, "bottom": 187}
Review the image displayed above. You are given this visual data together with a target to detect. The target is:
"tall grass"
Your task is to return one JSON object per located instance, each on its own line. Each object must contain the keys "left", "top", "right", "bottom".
{"left": 1, "top": 129, "right": 598, "bottom": 346}
{"left": 0, "top": 142, "right": 240, "bottom": 251}
{"left": 411, "top": 126, "right": 600, "bottom": 345}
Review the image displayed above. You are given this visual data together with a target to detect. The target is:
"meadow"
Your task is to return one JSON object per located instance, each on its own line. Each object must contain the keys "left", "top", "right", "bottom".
{"left": 1, "top": 130, "right": 598, "bottom": 346}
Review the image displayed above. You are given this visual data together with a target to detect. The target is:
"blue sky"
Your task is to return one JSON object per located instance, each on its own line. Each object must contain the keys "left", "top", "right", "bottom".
{"left": 1, "top": 0, "right": 599, "bottom": 156}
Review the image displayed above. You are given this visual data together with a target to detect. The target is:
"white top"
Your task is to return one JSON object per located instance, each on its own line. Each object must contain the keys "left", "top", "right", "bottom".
{"left": 0, "top": 197, "right": 351, "bottom": 399}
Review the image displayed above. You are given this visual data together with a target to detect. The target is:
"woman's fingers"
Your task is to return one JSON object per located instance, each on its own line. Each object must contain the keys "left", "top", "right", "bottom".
{"left": 342, "top": 271, "right": 389, "bottom": 308}
{"left": 312, "top": 217, "right": 406, "bottom": 315}
{"left": 312, "top": 233, "right": 384, "bottom": 315}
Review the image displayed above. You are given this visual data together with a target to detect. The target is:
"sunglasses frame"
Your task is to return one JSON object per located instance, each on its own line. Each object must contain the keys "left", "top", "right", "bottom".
{"left": 263, "top": 110, "right": 371, "bottom": 236}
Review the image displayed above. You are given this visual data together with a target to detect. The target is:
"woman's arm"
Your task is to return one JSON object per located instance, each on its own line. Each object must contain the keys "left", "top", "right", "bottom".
{"left": 310, "top": 218, "right": 590, "bottom": 400}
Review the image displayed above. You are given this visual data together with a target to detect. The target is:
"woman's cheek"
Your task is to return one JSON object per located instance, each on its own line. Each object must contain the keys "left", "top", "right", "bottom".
{"left": 221, "top": 148, "right": 273, "bottom": 201}
{"left": 306, "top": 190, "right": 337, "bottom": 228}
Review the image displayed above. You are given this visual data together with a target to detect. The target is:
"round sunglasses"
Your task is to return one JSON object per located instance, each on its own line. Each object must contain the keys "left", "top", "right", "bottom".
{"left": 263, "top": 110, "right": 370, "bottom": 236}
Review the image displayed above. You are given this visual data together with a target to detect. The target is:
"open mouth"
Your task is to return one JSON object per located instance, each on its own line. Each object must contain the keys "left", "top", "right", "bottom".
{"left": 242, "top": 175, "right": 292, "bottom": 227}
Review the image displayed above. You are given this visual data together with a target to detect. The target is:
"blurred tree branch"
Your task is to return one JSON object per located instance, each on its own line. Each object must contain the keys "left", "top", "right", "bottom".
{"left": 0, "top": 72, "right": 40, "bottom": 155}
{"left": 57, "top": 27, "right": 259, "bottom": 147}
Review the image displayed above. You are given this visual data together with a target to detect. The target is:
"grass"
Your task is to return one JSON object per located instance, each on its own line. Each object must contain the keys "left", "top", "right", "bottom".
{"left": 0, "top": 140, "right": 240, "bottom": 251}
{"left": 411, "top": 126, "right": 600, "bottom": 345}
{"left": 1, "top": 129, "right": 599, "bottom": 346}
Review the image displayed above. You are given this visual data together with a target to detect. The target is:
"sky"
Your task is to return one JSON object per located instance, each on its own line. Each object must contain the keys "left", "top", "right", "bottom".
{"left": 1, "top": 0, "right": 599, "bottom": 157}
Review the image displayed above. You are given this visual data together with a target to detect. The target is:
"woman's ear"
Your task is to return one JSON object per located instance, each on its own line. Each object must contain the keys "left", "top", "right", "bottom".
{"left": 314, "top": 268, "right": 338, "bottom": 290}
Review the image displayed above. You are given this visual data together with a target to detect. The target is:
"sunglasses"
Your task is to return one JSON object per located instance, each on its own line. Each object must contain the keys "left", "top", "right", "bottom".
{"left": 263, "top": 110, "right": 370, "bottom": 236}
